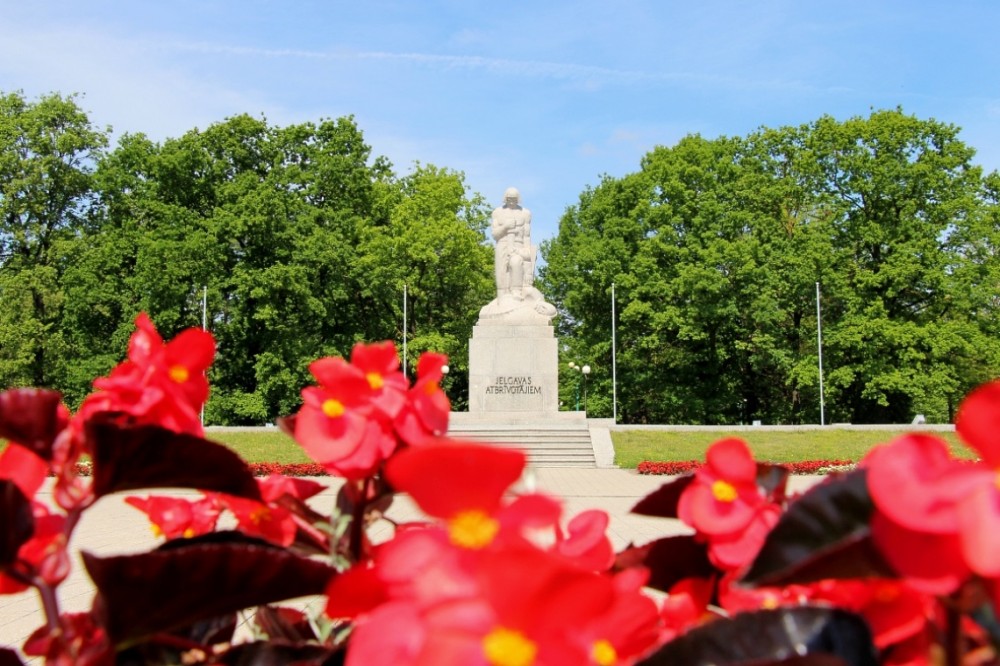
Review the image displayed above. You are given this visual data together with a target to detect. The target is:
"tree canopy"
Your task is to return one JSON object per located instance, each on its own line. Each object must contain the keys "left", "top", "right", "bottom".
{"left": 1, "top": 91, "right": 492, "bottom": 422}
{"left": 540, "top": 109, "right": 1000, "bottom": 424}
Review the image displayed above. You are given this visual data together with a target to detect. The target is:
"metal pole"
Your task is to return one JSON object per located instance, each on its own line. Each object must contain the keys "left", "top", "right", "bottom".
{"left": 201, "top": 285, "right": 207, "bottom": 428}
{"left": 402, "top": 283, "right": 408, "bottom": 378}
{"left": 612, "top": 283, "right": 618, "bottom": 422}
{"left": 816, "top": 282, "right": 825, "bottom": 426}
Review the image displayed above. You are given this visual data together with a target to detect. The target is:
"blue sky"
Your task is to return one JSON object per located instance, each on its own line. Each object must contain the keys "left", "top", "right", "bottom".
{"left": 2, "top": 1, "right": 999, "bottom": 243}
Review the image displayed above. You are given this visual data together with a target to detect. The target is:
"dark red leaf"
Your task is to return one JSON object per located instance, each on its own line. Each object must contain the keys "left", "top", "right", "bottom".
{"left": 217, "top": 641, "right": 343, "bottom": 665}
{"left": 615, "top": 535, "right": 715, "bottom": 594}
{"left": 0, "top": 647, "right": 25, "bottom": 666}
{"left": 0, "top": 480, "right": 34, "bottom": 566}
{"left": 742, "top": 470, "right": 896, "bottom": 587}
{"left": 254, "top": 605, "right": 318, "bottom": 643}
{"left": 630, "top": 475, "right": 694, "bottom": 518}
{"left": 0, "top": 389, "right": 64, "bottom": 460}
{"left": 637, "top": 607, "right": 876, "bottom": 666}
{"left": 82, "top": 535, "right": 336, "bottom": 645}
{"left": 88, "top": 421, "right": 261, "bottom": 501}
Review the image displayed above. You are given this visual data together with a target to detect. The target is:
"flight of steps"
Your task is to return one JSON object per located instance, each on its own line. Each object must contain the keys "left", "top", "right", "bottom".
{"left": 447, "top": 413, "right": 597, "bottom": 467}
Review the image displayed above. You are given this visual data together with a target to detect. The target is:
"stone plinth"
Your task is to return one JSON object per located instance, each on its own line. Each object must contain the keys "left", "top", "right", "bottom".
{"left": 468, "top": 323, "right": 558, "bottom": 413}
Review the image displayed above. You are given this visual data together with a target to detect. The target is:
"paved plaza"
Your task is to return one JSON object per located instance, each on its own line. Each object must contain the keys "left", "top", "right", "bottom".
{"left": 0, "top": 469, "right": 820, "bottom": 661}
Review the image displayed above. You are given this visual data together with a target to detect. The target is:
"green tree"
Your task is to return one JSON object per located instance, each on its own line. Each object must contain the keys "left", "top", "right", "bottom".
{"left": 0, "top": 91, "right": 108, "bottom": 389}
{"left": 357, "top": 163, "right": 493, "bottom": 409}
{"left": 542, "top": 109, "right": 1000, "bottom": 424}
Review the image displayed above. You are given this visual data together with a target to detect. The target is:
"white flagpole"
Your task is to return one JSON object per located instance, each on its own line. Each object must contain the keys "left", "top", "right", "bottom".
{"left": 201, "top": 285, "right": 207, "bottom": 427}
{"left": 403, "top": 283, "right": 408, "bottom": 378}
{"left": 816, "top": 282, "right": 825, "bottom": 426}
{"left": 612, "top": 282, "right": 618, "bottom": 423}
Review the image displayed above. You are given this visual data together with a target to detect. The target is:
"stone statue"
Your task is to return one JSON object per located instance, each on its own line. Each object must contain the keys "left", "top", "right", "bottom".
{"left": 478, "top": 187, "right": 557, "bottom": 324}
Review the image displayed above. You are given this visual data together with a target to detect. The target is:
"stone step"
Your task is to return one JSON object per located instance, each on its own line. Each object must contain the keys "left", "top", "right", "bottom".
{"left": 446, "top": 421, "right": 597, "bottom": 467}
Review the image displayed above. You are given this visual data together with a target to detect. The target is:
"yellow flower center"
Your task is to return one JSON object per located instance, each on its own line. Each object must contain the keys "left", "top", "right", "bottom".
{"left": 711, "top": 480, "right": 738, "bottom": 503}
{"left": 151, "top": 524, "right": 163, "bottom": 538}
{"left": 483, "top": 627, "right": 537, "bottom": 666}
{"left": 424, "top": 380, "right": 440, "bottom": 396}
{"left": 366, "top": 372, "right": 384, "bottom": 390}
{"left": 448, "top": 509, "right": 500, "bottom": 549}
{"left": 592, "top": 639, "right": 617, "bottom": 665}
{"left": 322, "top": 398, "right": 345, "bottom": 418}
{"left": 168, "top": 365, "right": 190, "bottom": 383}
{"left": 182, "top": 527, "right": 195, "bottom": 538}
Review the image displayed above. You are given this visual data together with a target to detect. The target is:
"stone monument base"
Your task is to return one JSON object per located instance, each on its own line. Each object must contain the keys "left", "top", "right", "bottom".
{"left": 468, "top": 323, "right": 558, "bottom": 413}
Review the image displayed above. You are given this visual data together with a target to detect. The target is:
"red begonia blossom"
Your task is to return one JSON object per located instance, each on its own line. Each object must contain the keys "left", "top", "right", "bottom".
{"left": 0, "top": 444, "right": 70, "bottom": 595}
{"left": 257, "top": 473, "right": 326, "bottom": 503}
{"left": 677, "top": 438, "right": 765, "bottom": 536}
{"left": 386, "top": 442, "right": 526, "bottom": 549}
{"left": 220, "top": 495, "right": 297, "bottom": 547}
{"left": 23, "top": 611, "right": 112, "bottom": 666}
{"left": 573, "top": 567, "right": 662, "bottom": 665}
{"left": 0, "top": 442, "right": 49, "bottom": 498}
{"left": 867, "top": 381, "right": 1000, "bottom": 583}
{"left": 75, "top": 312, "right": 215, "bottom": 437}
{"left": 294, "top": 356, "right": 395, "bottom": 479}
{"left": 554, "top": 509, "right": 615, "bottom": 572}
{"left": 340, "top": 542, "right": 620, "bottom": 666}
{"left": 351, "top": 341, "right": 409, "bottom": 419}
{"left": 394, "top": 352, "right": 451, "bottom": 446}
{"left": 124, "top": 493, "right": 221, "bottom": 540}
{"left": 660, "top": 577, "right": 717, "bottom": 643}
{"left": 676, "top": 438, "right": 781, "bottom": 570}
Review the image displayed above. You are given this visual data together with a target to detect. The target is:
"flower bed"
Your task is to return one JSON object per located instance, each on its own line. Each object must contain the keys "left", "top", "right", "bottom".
{"left": 637, "top": 459, "right": 856, "bottom": 475}
{"left": 66, "top": 460, "right": 858, "bottom": 478}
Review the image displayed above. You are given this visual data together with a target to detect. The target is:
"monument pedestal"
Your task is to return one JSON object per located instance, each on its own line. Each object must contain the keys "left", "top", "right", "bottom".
{"left": 468, "top": 323, "right": 558, "bottom": 413}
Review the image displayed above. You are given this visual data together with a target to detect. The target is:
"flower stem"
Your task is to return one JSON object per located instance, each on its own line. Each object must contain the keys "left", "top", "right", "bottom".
{"left": 349, "top": 477, "right": 371, "bottom": 563}
{"left": 944, "top": 603, "right": 963, "bottom": 666}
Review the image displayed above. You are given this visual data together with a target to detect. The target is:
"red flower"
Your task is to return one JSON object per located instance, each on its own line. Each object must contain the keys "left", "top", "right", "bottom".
{"left": 0, "top": 444, "right": 69, "bottom": 595}
{"left": 351, "top": 341, "right": 409, "bottom": 419}
{"left": 394, "top": 352, "right": 451, "bottom": 446}
{"left": 124, "top": 494, "right": 221, "bottom": 540}
{"left": 660, "top": 577, "right": 717, "bottom": 643}
{"left": 23, "top": 611, "right": 112, "bottom": 666}
{"left": 867, "top": 381, "right": 1000, "bottom": 583}
{"left": 220, "top": 495, "right": 297, "bottom": 547}
{"left": 75, "top": 312, "right": 215, "bottom": 436}
{"left": 386, "top": 442, "right": 526, "bottom": 550}
{"left": 294, "top": 356, "right": 395, "bottom": 479}
{"left": 678, "top": 438, "right": 763, "bottom": 536}
{"left": 257, "top": 473, "right": 326, "bottom": 503}
{"left": 340, "top": 542, "right": 619, "bottom": 666}
{"left": 676, "top": 438, "right": 780, "bottom": 570}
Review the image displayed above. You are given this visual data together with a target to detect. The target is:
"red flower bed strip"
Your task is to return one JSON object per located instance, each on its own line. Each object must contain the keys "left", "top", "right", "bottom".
{"left": 636, "top": 460, "right": 855, "bottom": 475}
{"left": 65, "top": 460, "right": 854, "bottom": 477}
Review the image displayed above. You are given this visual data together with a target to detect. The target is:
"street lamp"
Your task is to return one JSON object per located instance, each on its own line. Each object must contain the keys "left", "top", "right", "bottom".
{"left": 567, "top": 362, "right": 592, "bottom": 412}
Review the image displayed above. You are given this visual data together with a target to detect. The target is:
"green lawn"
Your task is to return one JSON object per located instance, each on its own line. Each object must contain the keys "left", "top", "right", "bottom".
{"left": 6, "top": 426, "right": 972, "bottom": 470}
{"left": 610, "top": 429, "right": 972, "bottom": 469}
{"left": 206, "top": 429, "right": 312, "bottom": 464}
{"left": 202, "top": 427, "right": 974, "bottom": 469}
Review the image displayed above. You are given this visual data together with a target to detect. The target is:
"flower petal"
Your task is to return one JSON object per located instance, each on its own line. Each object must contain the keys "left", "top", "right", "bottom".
{"left": 956, "top": 381, "right": 1000, "bottom": 466}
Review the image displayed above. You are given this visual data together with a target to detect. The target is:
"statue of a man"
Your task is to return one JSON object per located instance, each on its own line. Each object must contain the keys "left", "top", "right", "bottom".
{"left": 478, "top": 187, "right": 556, "bottom": 324}
{"left": 491, "top": 187, "right": 535, "bottom": 298}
